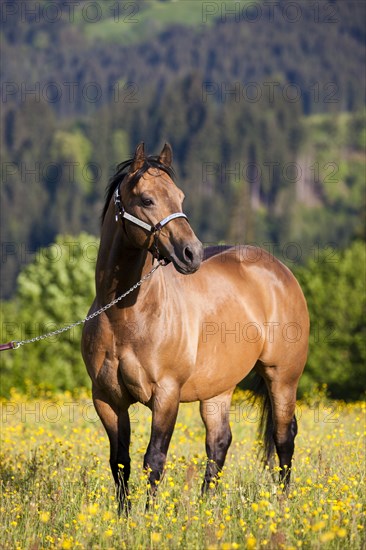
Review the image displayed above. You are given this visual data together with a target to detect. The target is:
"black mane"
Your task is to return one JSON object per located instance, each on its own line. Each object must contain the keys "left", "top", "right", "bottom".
{"left": 101, "top": 155, "right": 176, "bottom": 222}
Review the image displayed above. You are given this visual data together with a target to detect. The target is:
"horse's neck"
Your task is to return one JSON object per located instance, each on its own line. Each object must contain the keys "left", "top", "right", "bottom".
{"left": 95, "top": 209, "right": 160, "bottom": 307}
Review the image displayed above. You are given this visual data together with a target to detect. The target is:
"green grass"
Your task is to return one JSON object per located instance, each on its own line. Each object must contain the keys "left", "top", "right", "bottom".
{"left": 76, "top": 0, "right": 253, "bottom": 45}
{"left": 301, "top": 111, "right": 365, "bottom": 205}
{"left": 1, "top": 388, "right": 365, "bottom": 549}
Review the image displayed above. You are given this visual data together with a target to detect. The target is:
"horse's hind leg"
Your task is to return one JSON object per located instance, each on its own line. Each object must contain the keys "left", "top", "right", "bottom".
{"left": 92, "top": 386, "right": 131, "bottom": 513}
{"left": 259, "top": 367, "right": 300, "bottom": 489}
{"left": 200, "top": 388, "right": 235, "bottom": 494}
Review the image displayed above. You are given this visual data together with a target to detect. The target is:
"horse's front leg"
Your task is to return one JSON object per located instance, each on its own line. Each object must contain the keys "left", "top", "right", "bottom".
{"left": 92, "top": 386, "right": 131, "bottom": 515}
{"left": 144, "top": 383, "right": 180, "bottom": 505}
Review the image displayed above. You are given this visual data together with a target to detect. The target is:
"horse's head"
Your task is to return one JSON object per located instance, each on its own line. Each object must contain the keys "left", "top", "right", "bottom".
{"left": 116, "top": 142, "right": 203, "bottom": 274}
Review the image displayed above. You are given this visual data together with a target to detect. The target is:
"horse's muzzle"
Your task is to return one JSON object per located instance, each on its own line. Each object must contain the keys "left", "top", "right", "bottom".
{"left": 170, "top": 240, "right": 203, "bottom": 274}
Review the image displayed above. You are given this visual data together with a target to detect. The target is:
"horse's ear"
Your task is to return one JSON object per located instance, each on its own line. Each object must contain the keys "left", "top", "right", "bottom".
{"left": 158, "top": 143, "right": 173, "bottom": 168}
{"left": 130, "top": 142, "right": 145, "bottom": 172}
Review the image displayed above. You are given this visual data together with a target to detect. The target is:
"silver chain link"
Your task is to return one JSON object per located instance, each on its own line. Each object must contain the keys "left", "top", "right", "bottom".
{"left": 11, "top": 261, "right": 163, "bottom": 349}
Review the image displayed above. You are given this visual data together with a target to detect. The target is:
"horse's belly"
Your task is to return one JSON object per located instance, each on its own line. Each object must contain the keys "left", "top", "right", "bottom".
{"left": 179, "top": 338, "right": 261, "bottom": 402}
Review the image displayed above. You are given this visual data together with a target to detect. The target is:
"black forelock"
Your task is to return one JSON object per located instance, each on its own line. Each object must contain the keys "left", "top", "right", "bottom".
{"left": 101, "top": 155, "right": 176, "bottom": 223}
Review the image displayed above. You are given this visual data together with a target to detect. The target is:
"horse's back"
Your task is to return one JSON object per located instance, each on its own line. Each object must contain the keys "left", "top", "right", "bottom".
{"left": 202, "top": 245, "right": 309, "bottom": 341}
{"left": 203, "top": 244, "right": 305, "bottom": 299}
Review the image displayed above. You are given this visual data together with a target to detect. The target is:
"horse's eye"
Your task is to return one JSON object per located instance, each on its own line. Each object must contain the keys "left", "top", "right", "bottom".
{"left": 141, "top": 196, "right": 154, "bottom": 207}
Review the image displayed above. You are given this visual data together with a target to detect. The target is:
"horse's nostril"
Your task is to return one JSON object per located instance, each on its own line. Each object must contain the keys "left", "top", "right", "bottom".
{"left": 183, "top": 245, "right": 194, "bottom": 264}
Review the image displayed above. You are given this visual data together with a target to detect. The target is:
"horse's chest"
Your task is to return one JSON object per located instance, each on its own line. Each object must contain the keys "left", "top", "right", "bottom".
{"left": 90, "top": 358, "right": 123, "bottom": 407}
{"left": 118, "top": 347, "right": 154, "bottom": 404}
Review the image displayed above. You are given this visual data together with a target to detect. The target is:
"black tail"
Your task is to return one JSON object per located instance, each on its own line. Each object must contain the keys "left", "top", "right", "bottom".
{"left": 246, "top": 371, "right": 275, "bottom": 465}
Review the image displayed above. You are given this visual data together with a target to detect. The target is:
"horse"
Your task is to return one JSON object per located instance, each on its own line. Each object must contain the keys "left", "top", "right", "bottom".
{"left": 81, "top": 142, "right": 309, "bottom": 512}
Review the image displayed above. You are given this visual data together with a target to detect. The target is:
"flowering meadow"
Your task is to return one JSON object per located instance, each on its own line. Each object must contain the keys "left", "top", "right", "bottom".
{"left": 1, "top": 387, "right": 365, "bottom": 550}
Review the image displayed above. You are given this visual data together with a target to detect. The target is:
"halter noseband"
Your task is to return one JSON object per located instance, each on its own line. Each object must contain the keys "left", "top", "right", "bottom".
{"left": 114, "top": 187, "right": 188, "bottom": 262}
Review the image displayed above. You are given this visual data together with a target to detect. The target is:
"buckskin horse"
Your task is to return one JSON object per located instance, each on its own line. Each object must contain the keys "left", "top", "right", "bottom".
{"left": 81, "top": 142, "right": 309, "bottom": 511}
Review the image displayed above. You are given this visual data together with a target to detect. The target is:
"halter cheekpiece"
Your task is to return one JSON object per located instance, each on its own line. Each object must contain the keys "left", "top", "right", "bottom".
{"left": 114, "top": 187, "right": 188, "bottom": 262}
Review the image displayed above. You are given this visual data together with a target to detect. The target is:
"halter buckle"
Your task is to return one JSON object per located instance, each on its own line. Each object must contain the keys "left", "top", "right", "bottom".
{"left": 114, "top": 188, "right": 123, "bottom": 222}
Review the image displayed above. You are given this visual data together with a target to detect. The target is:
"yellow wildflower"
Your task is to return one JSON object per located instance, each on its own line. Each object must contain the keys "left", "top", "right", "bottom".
{"left": 39, "top": 511, "right": 50, "bottom": 523}
{"left": 151, "top": 532, "right": 161, "bottom": 543}
{"left": 320, "top": 532, "right": 336, "bottom": 543}
{"left": 246, "top": 535, "right": 257, "bottom": 549}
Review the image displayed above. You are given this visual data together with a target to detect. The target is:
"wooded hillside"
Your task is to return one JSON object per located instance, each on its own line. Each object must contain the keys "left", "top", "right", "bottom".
{"left": 1, "top": 0, "right": 365, "bottom": 298}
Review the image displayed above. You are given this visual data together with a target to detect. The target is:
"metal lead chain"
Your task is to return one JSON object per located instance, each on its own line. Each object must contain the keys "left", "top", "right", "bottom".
{"left": 8, "top": 261, "right": 163, "bottom": 350}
